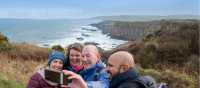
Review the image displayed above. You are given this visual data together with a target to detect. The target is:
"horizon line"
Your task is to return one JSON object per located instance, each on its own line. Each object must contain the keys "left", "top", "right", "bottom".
{"left": 0, "top": 14, "right": 199, "bottom": 20}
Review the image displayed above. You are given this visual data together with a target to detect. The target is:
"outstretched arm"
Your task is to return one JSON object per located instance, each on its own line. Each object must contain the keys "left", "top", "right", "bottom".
{"left": 63, "top": 70, "right": 88, "bottom": 88}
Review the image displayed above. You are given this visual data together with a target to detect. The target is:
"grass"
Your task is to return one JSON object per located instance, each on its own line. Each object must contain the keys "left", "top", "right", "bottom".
{"left": 0, "top": 74, "right": 25, "bottom": 88}
{"left": 0, "top": 55, "right": 46, "bottom": 85}
{"left": 0, "top": 41, "right": 48, "bottom": 87}
{"left": 0, "top": 43, "right": 198, "bottom": 88}
{"left": 138, "top": 67, "right": 196, "bottom": 88}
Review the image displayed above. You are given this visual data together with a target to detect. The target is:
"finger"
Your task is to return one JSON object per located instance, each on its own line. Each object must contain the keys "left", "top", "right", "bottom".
{"left": 68, "top": 75, "right": 79, "bottom": 80}
{"left": 61, "top": 85, "right": 69, "bottom": 88}
{"left": 62, "top": 70, "right": 75, "bottom": 75}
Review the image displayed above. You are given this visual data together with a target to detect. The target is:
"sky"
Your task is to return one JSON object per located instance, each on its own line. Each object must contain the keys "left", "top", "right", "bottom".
{"left": 0, "top": 0, "right": 199, "bottom": 19}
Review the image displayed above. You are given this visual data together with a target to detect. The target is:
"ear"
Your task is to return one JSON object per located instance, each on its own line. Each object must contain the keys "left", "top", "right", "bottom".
{"left": 119, "top": 65, "right": 129, "bottom": 73}
{"left": 97, "top": 53, "right": 101, "bottom": 59}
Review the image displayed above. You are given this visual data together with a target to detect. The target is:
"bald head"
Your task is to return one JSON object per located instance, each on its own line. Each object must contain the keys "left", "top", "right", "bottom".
{"left": 106, "top": 51, "right": 135, "bottom": 78}
{"left": 109, "top": 51, "right": 135, "bottom": 68}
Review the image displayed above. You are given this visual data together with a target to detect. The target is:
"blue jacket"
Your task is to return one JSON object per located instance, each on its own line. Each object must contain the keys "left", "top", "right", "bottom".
{"left": 80, "top": 61, "right": 109, "bottom": 88}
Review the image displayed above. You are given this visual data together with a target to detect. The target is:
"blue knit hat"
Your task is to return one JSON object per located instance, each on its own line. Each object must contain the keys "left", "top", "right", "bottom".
{"left": 48, "top": 51, "right": 66, "bottom": 65}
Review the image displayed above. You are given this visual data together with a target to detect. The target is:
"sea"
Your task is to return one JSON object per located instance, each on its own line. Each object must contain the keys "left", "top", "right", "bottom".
{"left": 0, "top": 18, "right": 127, "bottom": 50}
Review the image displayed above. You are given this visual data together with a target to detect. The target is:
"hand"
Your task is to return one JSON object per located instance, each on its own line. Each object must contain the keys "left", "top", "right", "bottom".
{"left": 62, "top": 70, "right": 87, "bottom": 88}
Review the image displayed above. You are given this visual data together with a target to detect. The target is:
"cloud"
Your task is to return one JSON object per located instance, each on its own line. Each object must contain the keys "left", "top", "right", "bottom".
{"left": 0, "top": 8, "right": 88, "bottom": 19}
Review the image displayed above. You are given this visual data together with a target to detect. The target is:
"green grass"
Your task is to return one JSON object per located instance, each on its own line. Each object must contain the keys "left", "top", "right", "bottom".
{"left": 0, "top": 76, "right": 25, "bottom": 88}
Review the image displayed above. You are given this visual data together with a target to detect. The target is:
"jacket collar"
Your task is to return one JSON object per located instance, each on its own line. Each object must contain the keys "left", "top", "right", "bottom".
{"left": 110, "top": 68, "right": 139, "bottom": 88}
{"left": 80, "top": 60, "right": 105, "bottom": 81}
{"left": 81, "top": 60, "right": 105, "bottom": 74}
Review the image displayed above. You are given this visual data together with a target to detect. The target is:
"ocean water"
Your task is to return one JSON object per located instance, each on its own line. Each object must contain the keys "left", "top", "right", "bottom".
{"left": 0, "top": 19, "right": 127, "bottom": 50}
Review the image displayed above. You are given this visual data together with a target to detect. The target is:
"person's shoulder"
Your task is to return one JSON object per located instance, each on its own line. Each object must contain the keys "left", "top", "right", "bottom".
{"left": 30, "top": 68, "right": 46, "bottom": 81}
{"left": 118, "top": 81, "right": 145, "bottom": 88}
{"left": 30, "top": 72, "right": 43, "bottom": 80}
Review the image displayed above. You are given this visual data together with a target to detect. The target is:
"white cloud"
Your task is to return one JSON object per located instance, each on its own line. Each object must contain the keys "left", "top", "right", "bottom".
{"left": 0, "top": 8, "right": 89, "bottom": 19}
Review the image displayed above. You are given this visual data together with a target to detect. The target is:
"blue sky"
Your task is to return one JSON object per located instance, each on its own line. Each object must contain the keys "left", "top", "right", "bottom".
{"left": 0, "top": 0, "right": 199, "bottom": 19}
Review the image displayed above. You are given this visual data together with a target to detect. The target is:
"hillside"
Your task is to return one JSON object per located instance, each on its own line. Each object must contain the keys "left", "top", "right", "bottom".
{"left": 97, "top": 19, "right": 199, "bottom": 88}
{"left": 0, "top": 33, "right": 48, "bottom": 88}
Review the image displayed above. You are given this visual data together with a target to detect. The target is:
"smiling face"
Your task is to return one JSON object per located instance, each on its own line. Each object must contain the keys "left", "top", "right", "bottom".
{"left": 106, "top": 55, "right": 121, "bottom": 79}
{"left": 49, "top": 59, "right": 63, "bottom": 71}
{"left": 66, "top": 43, "right": 83, "bottom": 67}
{"left": 69, "top": 49, "right": 82, "bottom": 66}
{"left": 82, "top": 45, "right": 100, "bottom": 69}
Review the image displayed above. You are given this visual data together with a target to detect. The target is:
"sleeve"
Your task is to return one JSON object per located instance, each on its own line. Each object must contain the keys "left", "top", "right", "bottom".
{"left": 26, "top": 73, "right": 41, "bottom": 88}
{"left": 87, "top": 70, "right": 109, "bottom": 88}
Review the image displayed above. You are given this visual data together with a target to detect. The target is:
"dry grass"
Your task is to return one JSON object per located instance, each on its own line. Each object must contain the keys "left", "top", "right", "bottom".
{"left": 139, "top": 67, "right": 196, "bottom": 88}
{"left": 0, "top": 43, "right": 48, "bottom": 86}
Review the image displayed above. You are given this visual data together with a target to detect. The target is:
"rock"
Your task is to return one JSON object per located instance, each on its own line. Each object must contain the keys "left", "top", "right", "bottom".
{"left": 43, "top": 44, "right": 49, "bottom": 47}
{"left": 81, "top": 33, "right": 90, "bottom": 37}
{"left": 76, "top": 37, "right": 84, "bottom": 41}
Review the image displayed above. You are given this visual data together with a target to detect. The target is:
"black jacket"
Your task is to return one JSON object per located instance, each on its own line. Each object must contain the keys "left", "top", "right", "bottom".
{"left": 109, "top": 68, "right": 146, "bottom": 88}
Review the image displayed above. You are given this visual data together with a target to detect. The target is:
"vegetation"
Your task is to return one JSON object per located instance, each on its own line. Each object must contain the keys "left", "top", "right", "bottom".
{"left": 139, "top": 67, "right": 196, "bottom": 88}
{"left": 0, "top": 33, "right": 48, "bottom": 87}
{"left": 51, "top": 45, "right": 65, "bottom": 52}
{"left": 0, "top": 74, "right": 25, "bottom": 88}
{"left": 103, "top": 19, "right": 199, "bottom": 88}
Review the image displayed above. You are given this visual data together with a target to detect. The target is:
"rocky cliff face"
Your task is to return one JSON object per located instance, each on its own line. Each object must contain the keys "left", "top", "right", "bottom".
{"left": 91, "top": 19, "right": 199, "bottom": 41}
{"left": 91, "top": 20, "right": 160, "bottom": 40}
{"left": 97, "top": 20, "right": 200, "bottom": 87}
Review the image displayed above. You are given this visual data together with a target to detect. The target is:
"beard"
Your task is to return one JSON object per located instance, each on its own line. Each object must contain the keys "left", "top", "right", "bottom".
{"left": 106, "top": 70, "right": 113, "bottom": 79}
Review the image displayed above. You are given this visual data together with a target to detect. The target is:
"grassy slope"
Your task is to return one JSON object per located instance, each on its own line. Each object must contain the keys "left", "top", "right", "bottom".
{"left": 0, "top": 75, "right": 24, "bottom": 88}
{"left": 0, "top": 35, "right": 48, "bottom": 88}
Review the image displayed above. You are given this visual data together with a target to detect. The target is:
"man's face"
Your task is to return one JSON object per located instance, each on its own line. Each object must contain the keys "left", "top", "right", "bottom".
{"left": 106, "top": 57, "right": 121, "bottom": 79}
{"left": 82, "top": 49, "right": 99, "bottom": 69}
{"left": 50, "top": 59, "right": 63, "bottom": 71}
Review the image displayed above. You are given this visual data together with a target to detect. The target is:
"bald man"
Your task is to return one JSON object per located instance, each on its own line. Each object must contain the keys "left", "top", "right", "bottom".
{"left": 106, "top": 51, "right": 146, "bottom": 88}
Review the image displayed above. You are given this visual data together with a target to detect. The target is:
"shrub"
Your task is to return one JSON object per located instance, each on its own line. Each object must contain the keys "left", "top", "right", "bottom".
{"left": 139, "top": 67, "right": 196, "bottom": 88}
{"left": 0, "top": 33, "right": 11, "bottom": 51}
{"left": 51, "top": 45, "right": 64, "bottom": 52}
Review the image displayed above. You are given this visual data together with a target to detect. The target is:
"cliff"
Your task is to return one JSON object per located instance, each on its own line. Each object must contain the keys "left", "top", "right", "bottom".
{"left": 99, "top": 19, "right": 199, "bottom": 88}
{"left": 91, "top": 19, "right": 199, "bottom": 41}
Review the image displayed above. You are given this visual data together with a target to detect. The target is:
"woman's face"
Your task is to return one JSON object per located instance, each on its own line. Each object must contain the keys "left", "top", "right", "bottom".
{"left": 69, "top": 49, "right": 82, "bottom": 66}
{"left": 50, "top": 59, "right": 63, "bottom": 71}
